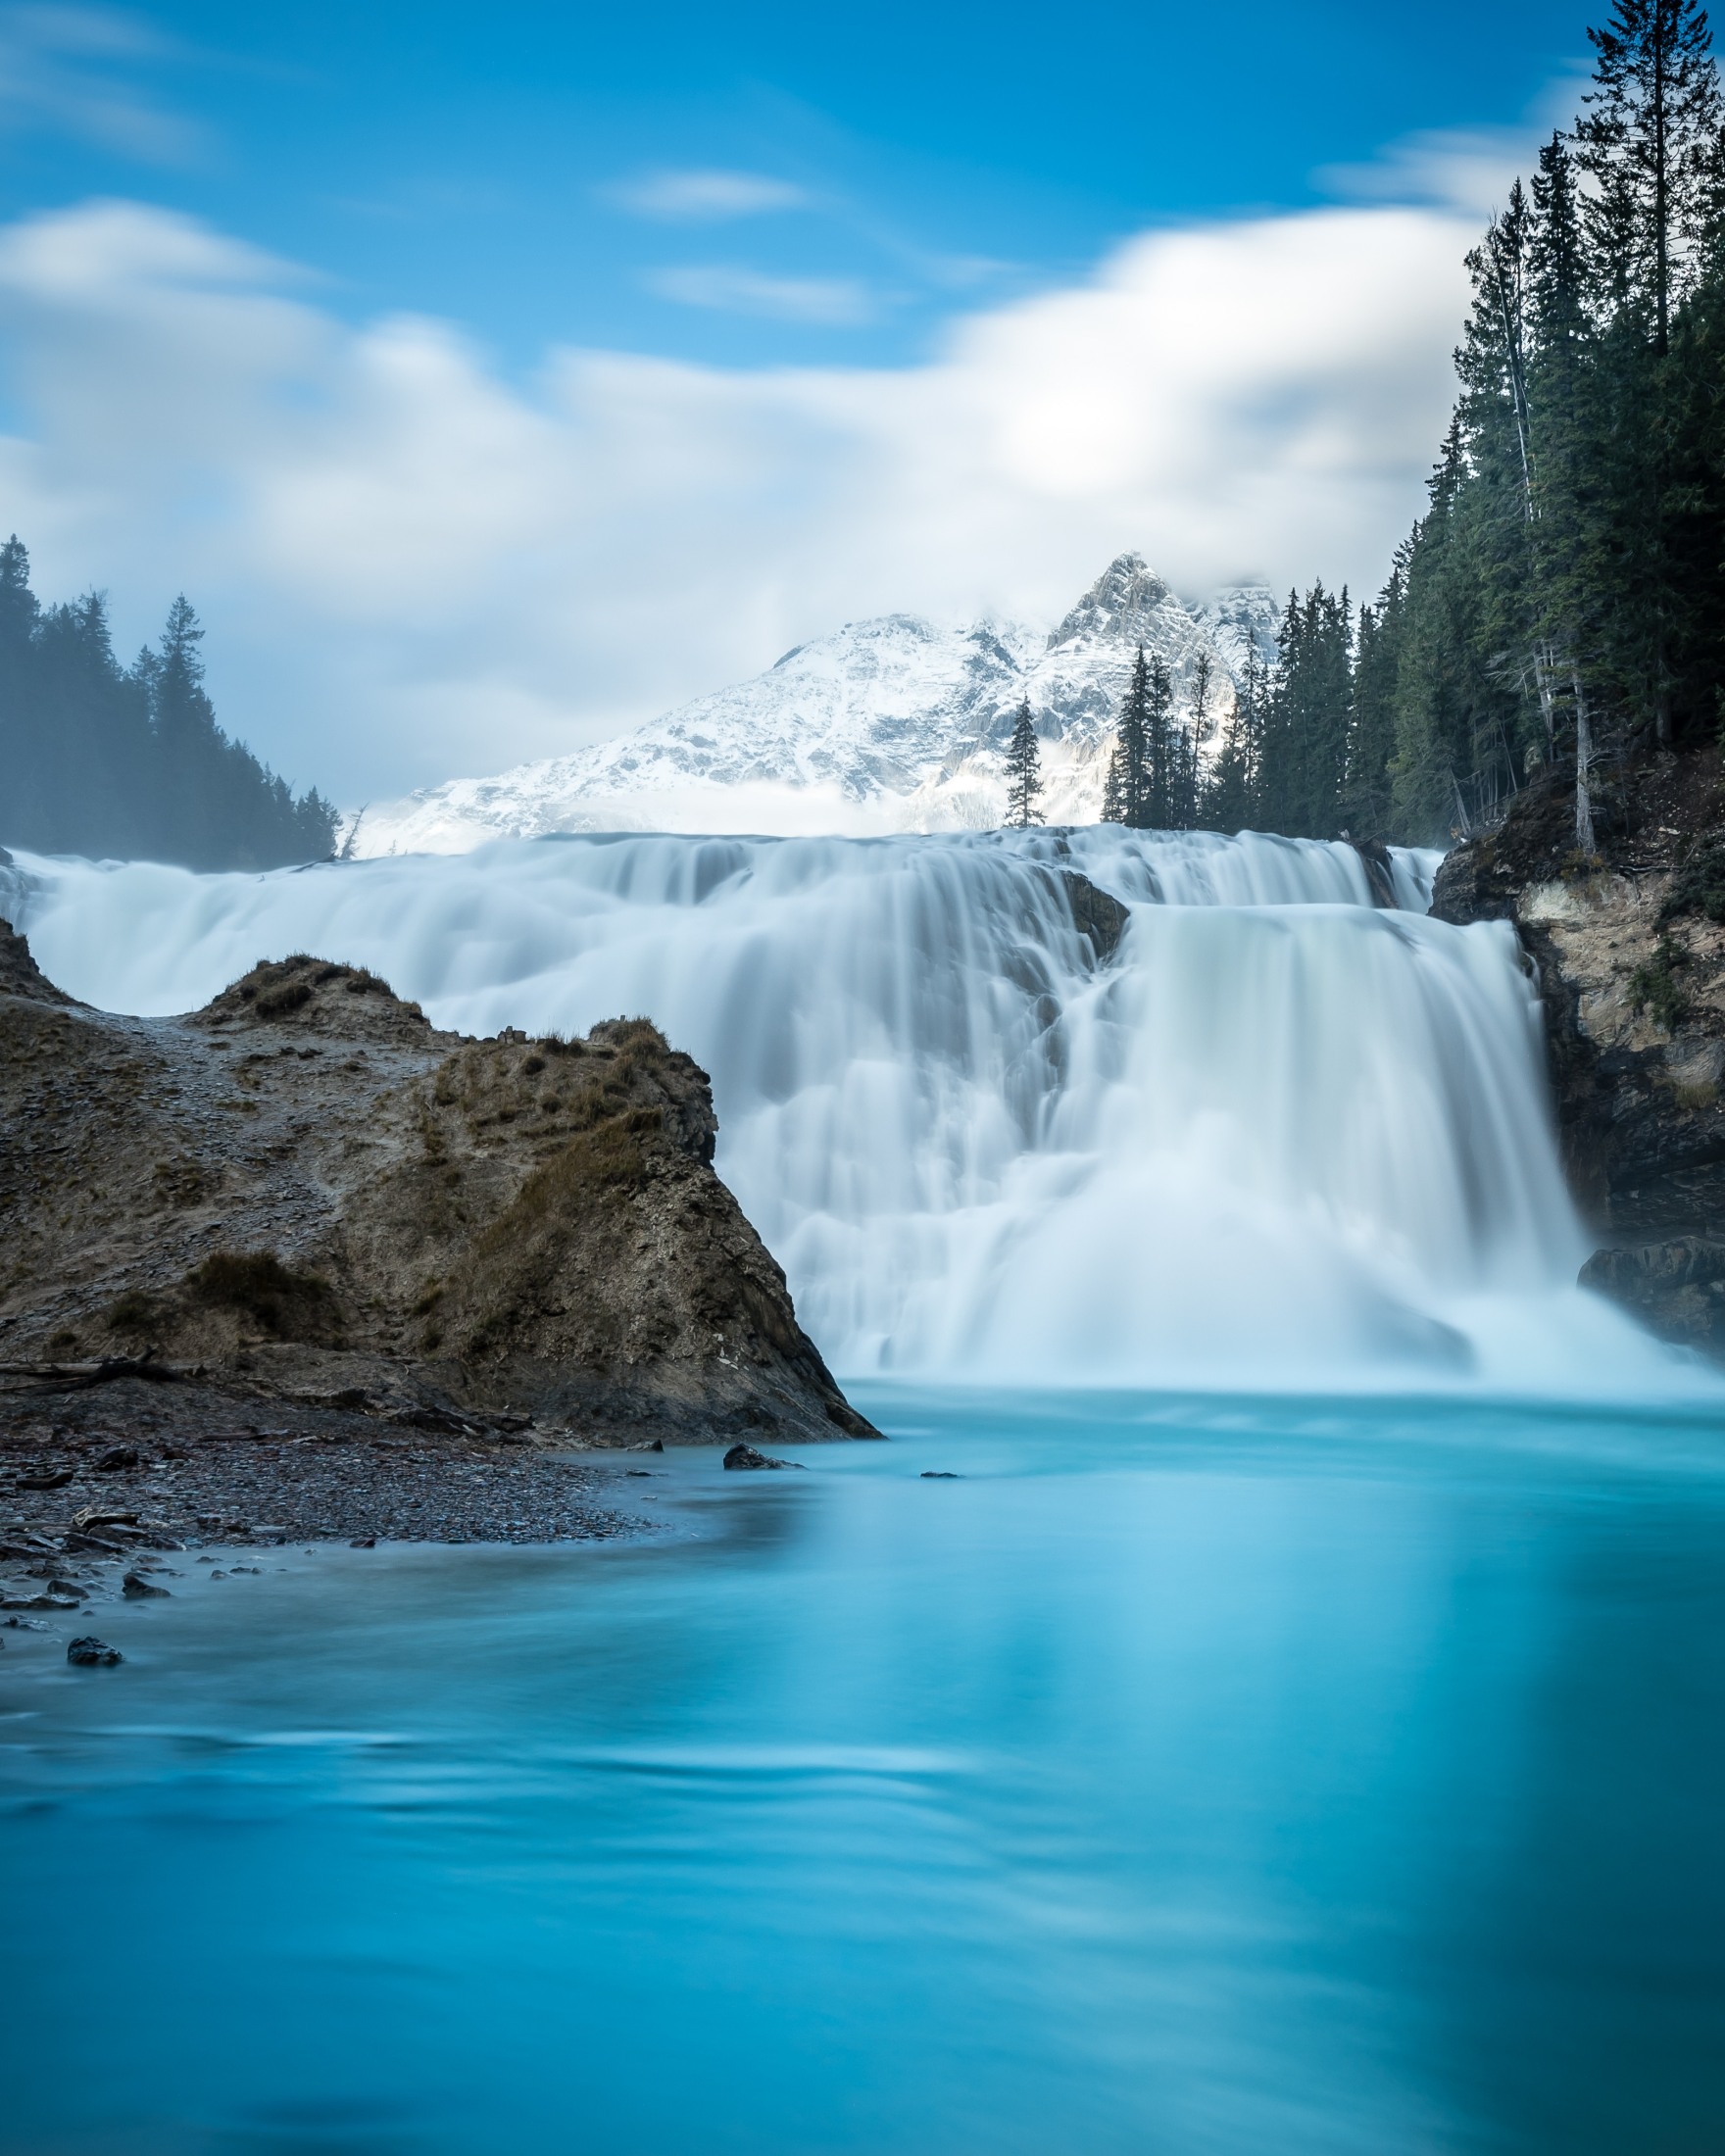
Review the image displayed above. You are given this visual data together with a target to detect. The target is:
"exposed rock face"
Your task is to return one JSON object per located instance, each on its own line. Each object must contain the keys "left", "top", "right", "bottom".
{"left": 0, "top": 916, "right": 72, "bottom": 1004}
{"left": 1433, "top": 750, "right": 1725, "bottom": 1351}
{"left": 0, "top": 943, "right": 876, "bottom": 1444}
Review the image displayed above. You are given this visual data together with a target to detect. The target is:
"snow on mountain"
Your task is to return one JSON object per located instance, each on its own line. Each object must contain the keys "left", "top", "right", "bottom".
{"left": 348, "top": 556, "right": 1279, "bottom": 856}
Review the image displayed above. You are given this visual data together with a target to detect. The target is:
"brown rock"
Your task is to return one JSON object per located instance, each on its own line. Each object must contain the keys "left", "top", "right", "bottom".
{"left": 1, "top": 935, "right": 876, "bottom": 1446}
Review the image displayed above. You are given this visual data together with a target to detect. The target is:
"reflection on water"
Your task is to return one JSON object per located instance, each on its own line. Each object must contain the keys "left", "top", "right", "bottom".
{"left": 3, "top": 1389, "right": 1724, "bottom": 2155}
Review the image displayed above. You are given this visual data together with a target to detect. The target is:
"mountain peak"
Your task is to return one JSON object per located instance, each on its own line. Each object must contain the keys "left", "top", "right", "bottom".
{"left": 1047, "top": 554, "right": 1179, "bottom": 653}
{"left": 350, "top": 554, "right": 1280, "bottom": 856}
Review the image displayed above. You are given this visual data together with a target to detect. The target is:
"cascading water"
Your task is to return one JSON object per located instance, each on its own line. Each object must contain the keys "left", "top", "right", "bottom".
{"left": 4, "top": 826, "right": 1683, "bottom": 1392}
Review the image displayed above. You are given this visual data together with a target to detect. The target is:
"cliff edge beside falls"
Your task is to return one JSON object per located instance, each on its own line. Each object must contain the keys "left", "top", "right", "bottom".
{"left": 1433, "top": 750, "right": 1725, "bottom": 1355}
{"left": 0, "top": 931, "right": 875, "bottom": 1446}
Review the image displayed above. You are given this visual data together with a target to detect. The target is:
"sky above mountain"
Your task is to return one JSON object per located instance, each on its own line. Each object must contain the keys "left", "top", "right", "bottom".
{"left": 0, "top": 0, "right": 1593, "bottom": 803}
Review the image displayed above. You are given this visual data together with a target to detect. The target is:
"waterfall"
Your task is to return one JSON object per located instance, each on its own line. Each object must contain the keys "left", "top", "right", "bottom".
{"left": 6, "top": 827, "right": 1682, "bottom": 1393}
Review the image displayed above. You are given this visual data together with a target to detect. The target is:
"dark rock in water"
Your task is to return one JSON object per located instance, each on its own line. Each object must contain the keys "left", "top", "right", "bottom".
{"left": 45, "top": 1577, "right": 86, "bottom": 1597}
{"left": 123, "top": 1571, "right": 170, "bottom": 1597}
{"left": 1, "top": 1591, "right": 79, "bottom": 1611}
{"left": 1346, "top": 836, "right": 1398, "bottom": 908}
{"left": 1580, "top": 1239, "right": 1725, "bottom": 1351}
{"left": 722, "top": 1443, "right": 803, "bottom": 1471}
{"left": 67, "top": 1636, "right": 123, "bottom": 1666}
{"left": 1057, "top": 870, "right": 1129, "bottom": 963}
{"left": 920, "top": 1471, "right": 961, "bottom": 1479}
{"left": 349, "top": 1537, "right": 375, "bottom": 1548}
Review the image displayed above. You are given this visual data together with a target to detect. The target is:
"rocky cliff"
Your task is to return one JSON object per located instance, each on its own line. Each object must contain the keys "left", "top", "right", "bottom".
{"left": 0, "top": 929, "right": 875, "bottom": 1445}
{"left": 1432, "top": 748, "right": 1725, "bottom": 1351}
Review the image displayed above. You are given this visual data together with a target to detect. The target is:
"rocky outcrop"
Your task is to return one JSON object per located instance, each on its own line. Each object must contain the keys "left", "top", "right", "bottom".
{"left": 0, "top": 942, "right": 876, "bottom": 1444}
{"left": 0, "top": 916, "right": 73, "bottom": 1005}
{"left": 1057, "top": 869, "right": 1130, "bottom": 962}
{"left": 1433, "top": 749, "right": 1725, "bottom": 1352}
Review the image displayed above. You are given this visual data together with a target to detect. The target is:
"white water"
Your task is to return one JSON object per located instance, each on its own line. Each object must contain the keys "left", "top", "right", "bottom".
{"left": 5, "top": 827, "right": 1694, "bottom": 1394}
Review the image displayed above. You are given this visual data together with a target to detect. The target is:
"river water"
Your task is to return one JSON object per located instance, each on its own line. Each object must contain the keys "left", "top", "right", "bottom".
{"left": 5, "top": 831, "right": 1723, "bottom": 2146}
{"left": 5, "top": 1387, "right": 1725, "bottom": 2155}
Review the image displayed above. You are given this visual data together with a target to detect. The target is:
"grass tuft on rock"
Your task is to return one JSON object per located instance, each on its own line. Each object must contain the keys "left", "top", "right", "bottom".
{"left": 189, "top": 1249, "right": 336, "bottom": 1338}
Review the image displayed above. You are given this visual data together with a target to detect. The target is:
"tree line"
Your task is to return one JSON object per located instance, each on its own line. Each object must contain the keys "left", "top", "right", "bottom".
{"left": 1085, "top": 0, "right": 1725, "bottom": 848}
{"left": 0, "top": 537, "right": 337, "bottom": 869}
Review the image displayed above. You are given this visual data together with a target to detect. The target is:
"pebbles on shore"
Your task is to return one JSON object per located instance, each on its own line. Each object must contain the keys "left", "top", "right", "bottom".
{"left": 0, "top": 1373, "right": 656, "bottom": 1634}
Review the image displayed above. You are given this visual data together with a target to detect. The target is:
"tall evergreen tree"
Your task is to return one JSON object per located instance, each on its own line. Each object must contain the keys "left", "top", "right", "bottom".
{"left": 1143, "top": 651, "right": 1175, "bottom": 828}
{"left": 1202, "top": 642, "right": 1268, "bottom": 832}
{"left": 1114, "top": 647, "right": 1153, "bottom": 827}
{"left": 1101, "top": 741, "right": 1127, "bottom": 824}
{"left": 1171, "top": 652, "right": 1211, "bottom": 829}
{"left": 1004, "top": 698, "right": 1044, "bottom": 827}
{"left": 1577, "top": 0, "right": 1722, "bottom": 349}
{"left": 1345, "top": 573, "right": 1404, "bottom": 837}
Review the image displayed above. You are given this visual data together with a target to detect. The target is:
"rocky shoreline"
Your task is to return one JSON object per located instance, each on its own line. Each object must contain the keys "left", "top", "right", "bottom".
{"left": 0, "top": 923, "right": 883, "bottom": 1629}
{"left": 0, "top": 1366, "right": 665, "bottom": 1643}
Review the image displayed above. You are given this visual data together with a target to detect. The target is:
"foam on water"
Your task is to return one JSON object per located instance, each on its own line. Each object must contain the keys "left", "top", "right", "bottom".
{"left": 6, "top": 827, "right": 1700, "bottom": 1395}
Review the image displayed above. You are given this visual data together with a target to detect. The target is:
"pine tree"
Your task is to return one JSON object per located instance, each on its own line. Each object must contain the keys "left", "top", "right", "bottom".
{"left": 1202, "top": 646, "right": 1263, "bottom": 834}
{"left": 1117, "top": 647, "right": 1152, "bottom": 827}
{"left": 1577, "top": 0, "right": 1722, "bottom": 351}
{"left": 1004, "top": 698, "right": 1044, "bottom": 826}
{"left": 1101, "top": 743, "right": 1126, "bottom": 825}
{"left": 1345, "top": 576, "right": 1403, "bottom": 837}
{"left": 1577, "top": 0, "right": 1722, "bottom": 745}
{"left": 1143, "top": 652, "right": 1174, "bottom": 827}
{"left": 1173, "top": 652, "right": 1211, "bottom": 829}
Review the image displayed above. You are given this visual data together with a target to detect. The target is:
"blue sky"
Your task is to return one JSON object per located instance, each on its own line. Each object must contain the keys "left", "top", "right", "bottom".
{"left": 2, "top": 0, "right": 1587, "bottom": 368}
{"left": 0, "top": 1, "right": 1597, "bottom": 800}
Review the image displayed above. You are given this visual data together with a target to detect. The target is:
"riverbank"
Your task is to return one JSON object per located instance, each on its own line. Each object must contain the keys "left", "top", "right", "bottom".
{"left": 0, "top": 1368, "right": 660, "bottom": 1628}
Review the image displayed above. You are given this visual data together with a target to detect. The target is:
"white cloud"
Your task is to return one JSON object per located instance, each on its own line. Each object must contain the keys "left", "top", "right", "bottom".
{"left": 609, "top": 168, "right": 811, "bottom": 220}
{"left": 0, "top": 195, "right": 1477, "bottom": 802}
{"left": 645, "top": 263, "right": 878, "bottom": 323}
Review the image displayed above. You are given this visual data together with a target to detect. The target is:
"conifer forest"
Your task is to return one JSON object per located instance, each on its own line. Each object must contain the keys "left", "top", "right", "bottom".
{"left": 1108, "top": 0, "right": 1725, "bottom": 849}
{"left": 0, "top": 538, "right": 337, "bottom": 870}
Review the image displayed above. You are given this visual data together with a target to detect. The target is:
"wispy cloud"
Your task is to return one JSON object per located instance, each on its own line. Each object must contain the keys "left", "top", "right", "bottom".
{"left": 1316, "top": 70, "right": 1591, "bottom": 218}
{"left": 610, "top": 168, "right": 812, "bottom": 221}
{"left": 645, "top": 263, "right": 876, "bottom": 324}
{"left": 1318, "top": 126, "right": 1535, "bottom": 218}
{"left": 0, "top": 4, "right": 204, "bottom": 163}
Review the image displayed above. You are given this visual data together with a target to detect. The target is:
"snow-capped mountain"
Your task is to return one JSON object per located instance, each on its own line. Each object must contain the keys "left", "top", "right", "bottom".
{"left": 348, "top": 556, "right": 1279, "bottom": 856}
